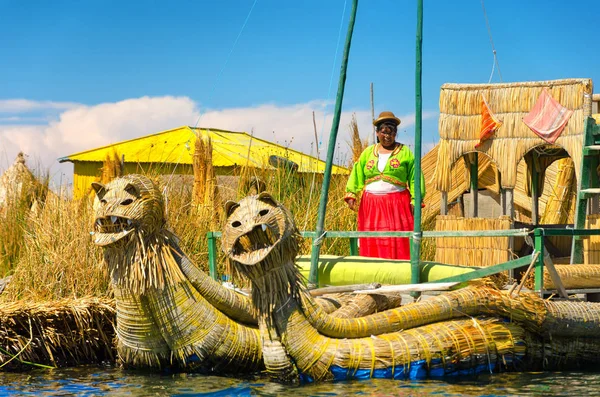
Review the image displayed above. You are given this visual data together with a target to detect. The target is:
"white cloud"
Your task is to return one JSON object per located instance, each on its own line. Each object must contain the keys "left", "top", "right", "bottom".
{"left": 0, "top": 99, "right": 80, "bottom": 113}
{"left": 0, "top": 96, "right": 439, "bottom": 190}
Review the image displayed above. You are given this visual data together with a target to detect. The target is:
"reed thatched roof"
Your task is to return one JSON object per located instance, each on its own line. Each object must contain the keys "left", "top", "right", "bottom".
{"left": 434, "top": 78, "right": 593, "bottom": 192}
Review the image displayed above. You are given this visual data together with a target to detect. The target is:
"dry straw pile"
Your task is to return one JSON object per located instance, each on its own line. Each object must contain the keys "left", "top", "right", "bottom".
{"left": 0, "top": 298, "right": 115, "bottom": 370}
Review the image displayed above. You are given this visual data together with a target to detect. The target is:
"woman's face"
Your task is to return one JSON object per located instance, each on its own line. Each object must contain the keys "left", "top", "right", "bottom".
{"left": 376, "top": 123, "right": 397, "bottom": 147}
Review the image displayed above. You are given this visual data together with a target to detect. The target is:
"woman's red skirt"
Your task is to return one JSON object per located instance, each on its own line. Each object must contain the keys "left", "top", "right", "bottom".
{"left": 357, "top": 189, "right": 413, "bottom": 260}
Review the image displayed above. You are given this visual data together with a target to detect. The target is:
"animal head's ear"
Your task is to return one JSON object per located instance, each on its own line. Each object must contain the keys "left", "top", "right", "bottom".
{"left": 257, "top": 192, "right": 277, "bottom": 207}
{"left": 91, "top": 182, "right": 107, "bottom": 200}
{"left": 224, "top": 201, "right": 240, "bottom": 217}
{"left": 124, "top": 182, "right": 140, "bottom": 197}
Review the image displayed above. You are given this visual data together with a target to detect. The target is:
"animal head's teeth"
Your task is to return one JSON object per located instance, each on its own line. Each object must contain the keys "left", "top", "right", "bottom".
{"left": 111, "top": 216, "right": 118, "bottom": 224}
{"left": 261, "top": 224, "right": 267, "bottom": 232}
{"left": 127, "top": 219, "right": 132, "bottom": 226}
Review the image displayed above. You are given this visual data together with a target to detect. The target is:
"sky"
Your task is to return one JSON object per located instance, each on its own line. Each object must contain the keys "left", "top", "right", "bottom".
{"left": 1, "top": 0, "right": 599, "bottom": 189}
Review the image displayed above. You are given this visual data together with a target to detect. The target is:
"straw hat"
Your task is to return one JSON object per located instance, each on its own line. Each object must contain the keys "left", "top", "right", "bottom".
{"left": 373, "top": 111, "right": 401, "bottom": 127}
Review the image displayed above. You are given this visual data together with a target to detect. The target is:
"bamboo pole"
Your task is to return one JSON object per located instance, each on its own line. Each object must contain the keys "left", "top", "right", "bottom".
{"left": 410, "top": 0, "right": 424, "bottom": 294}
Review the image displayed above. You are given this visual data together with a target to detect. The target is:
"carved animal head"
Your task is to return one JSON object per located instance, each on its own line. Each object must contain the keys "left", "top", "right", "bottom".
{"left": 91, "top": 174, "right": 165, "bottom": 247}
{"left": 222, "top": 192, "right": 299, "bottom": 266}
{"left": 222, "top": 193, "right": 302, "bottom": 318}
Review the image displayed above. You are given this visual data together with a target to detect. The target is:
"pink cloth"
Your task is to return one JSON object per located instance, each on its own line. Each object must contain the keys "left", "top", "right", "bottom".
{"left": 523, "top": 89, "right": 573, "bottom": 144}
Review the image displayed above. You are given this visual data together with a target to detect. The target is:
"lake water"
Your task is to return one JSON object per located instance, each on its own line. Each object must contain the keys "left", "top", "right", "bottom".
{"left": 1, "top": 366, "right": 600, "bottom": 396}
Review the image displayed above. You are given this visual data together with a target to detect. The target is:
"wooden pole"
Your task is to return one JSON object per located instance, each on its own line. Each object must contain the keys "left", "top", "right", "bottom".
{"left": 531, "top": 156, "right": 539, "bottom": 225}
{"left": 505, "top": 188, "right": 515, "bottom": 219}
{"left": 440, "top": 191, "right": 448, "bottom": 215}
{"left": 469, "top": 153, "right": 478, "bottom": 218}
{"left": 370, "top": 82, "right": 376, "bottom": 144}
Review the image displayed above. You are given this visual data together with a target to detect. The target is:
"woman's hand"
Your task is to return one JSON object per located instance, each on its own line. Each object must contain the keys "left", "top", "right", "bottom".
{"left": 346, "top": 198, "right": 357, "bottom": 211}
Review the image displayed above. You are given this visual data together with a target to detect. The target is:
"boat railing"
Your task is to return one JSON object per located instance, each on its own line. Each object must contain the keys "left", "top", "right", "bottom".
{"left": 206, "top": 227, "right": 600, "bottom": 295}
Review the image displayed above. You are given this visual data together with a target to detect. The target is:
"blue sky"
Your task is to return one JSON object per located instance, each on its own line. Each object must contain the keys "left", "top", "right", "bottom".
{"left": 1, "top": 0, "right": 599, "bottom": 186}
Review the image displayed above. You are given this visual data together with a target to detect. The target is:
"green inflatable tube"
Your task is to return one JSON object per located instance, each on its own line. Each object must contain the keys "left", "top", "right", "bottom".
{"left": 296, "top": 255, "right": 476, "bottom": 287}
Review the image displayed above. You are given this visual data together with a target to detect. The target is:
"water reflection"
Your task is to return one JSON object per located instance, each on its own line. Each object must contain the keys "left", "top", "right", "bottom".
{"left": 0, "top": 366, "right": 600, "bottom": 396}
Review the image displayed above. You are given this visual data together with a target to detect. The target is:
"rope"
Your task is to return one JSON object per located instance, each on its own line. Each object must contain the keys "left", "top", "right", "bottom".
{"left": 312, "top": 231, "right": 327, "bottom": 247}
{"left": 162, "top": 0, "right": 259, "bottom": 190}
{"left": 317, "top": 0, "right": 348, "bottom": 151}
{"left": 193, "top": 0, "right": 259, "bottom": 129}
{"left": 302, "top": 0, "right": 347, "bottom": 232}
{"left": 481, "top": 0, "right": 503, "bottom": 83}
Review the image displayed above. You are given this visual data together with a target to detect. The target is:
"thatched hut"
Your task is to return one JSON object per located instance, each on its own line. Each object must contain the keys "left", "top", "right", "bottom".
{"left": 435, "top": 78, "right": 592, "bottom": 211}
{"left": 429, "top": 78, "right": 599, "bottom": 273}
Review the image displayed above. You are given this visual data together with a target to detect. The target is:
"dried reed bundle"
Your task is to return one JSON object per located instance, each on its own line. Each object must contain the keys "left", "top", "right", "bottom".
{"left": 525, "top": 335, "right": 600, "bottom": 370}
{"left": 192, "top": 131, "right": 218, "bottom": 224}
{"left": 0, "top": 298, "right": 115, "bottom": 370}
{"left": 526, "top": 264, "right": 600, "bottom": 289}
{"left": 285, "top": 315, "right": 526, "bottom": 382}
{"left": 328, "top": 293, "right": 402, "bottom": 319}
{"left": 100, "top": 149, "right": 123, "bottom": 184}
{"left": 0, "top": 153, "right": 40, "bottom": 209}
{"left": 348, "top": 113, "right": 369, "bottom": 167}
{"left": 540, "top": 158, "right": 576, "bottom": 224}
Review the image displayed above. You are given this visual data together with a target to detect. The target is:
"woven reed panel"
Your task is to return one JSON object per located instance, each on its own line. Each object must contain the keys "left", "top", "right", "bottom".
{"left": 584, "top": 214, "right": 600, "bottom": 265}
{"left": 434, "top": 215, "right": 512, "bottom": 267}
{"left": 435, "top": 78, "right": 593, "bottom": 192}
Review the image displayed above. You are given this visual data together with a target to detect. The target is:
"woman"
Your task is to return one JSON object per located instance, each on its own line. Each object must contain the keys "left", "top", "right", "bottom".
{"left": 344, "top": 111, "right": 425, "bottom": 260}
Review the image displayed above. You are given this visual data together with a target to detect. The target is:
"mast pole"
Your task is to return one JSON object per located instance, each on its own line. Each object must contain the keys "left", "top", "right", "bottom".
{"left": 410, "top": 0, "right": 424, "bottom": 290}
{"left": 371, "top": 82, "right": 376, "bottom": 143}
{"left": 309, "top": 0, "right": 359, "bottom": 286}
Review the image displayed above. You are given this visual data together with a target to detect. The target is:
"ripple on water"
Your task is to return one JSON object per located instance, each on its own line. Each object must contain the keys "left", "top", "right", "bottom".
{"left": 1, "top": 367, "right": 600, "bottom": 396}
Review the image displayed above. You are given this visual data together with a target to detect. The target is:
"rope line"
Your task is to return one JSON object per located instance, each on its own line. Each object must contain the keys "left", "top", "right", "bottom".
{"left": 164, "top": 0, "right": 259, "bottom": 190}
{"left": 481, "top": 0, "right": 503, "bottom": 83}
{"left": 302, "top": 0, "right": 347, "bottom": 231}
{"left": 317, "top": 0, "right": 348, "bottom": 151}
{"left": 193, "top": 0, "right": 259, "bottom": 129}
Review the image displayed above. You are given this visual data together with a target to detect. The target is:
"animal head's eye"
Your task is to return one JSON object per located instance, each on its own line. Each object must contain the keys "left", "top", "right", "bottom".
{"left": 232, "top": 221, "right": 242, "bottom": 228}
{"left": 259, "top": 209, "right": 269, "bottom": 216}
{"left": 121, "top": 199, "right": 133, "bottom": 205}
{"left": 124, "top": 183, "right": 140, "bottom": 197}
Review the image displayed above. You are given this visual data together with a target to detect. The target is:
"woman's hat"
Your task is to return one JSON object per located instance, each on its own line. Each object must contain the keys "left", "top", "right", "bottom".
{"left": 373, "top": 111, "right": 401, "bottom": 127}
